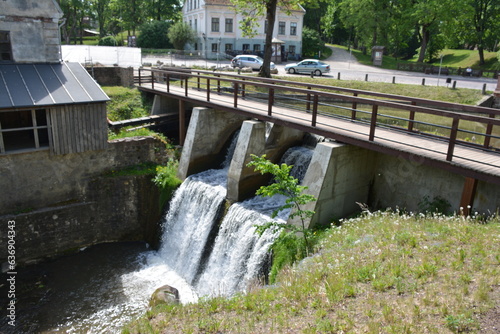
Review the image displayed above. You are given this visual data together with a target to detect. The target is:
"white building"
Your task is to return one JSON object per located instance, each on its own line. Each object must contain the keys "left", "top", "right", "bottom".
{"left": 182, "top": 0, "right": 305, "bottom": 62}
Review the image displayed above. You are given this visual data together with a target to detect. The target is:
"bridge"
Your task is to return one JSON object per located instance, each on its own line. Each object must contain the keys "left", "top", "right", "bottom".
{"left": 136, "top": 68, "right": 500, "bottom": 216}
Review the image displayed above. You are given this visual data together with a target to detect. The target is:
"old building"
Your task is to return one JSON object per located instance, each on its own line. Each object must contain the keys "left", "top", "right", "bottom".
{"left": 183, "top": 0, "right": 305, "bottom": 61}
{"left": 0, "top": 0, "right": 109, "bottom": 155}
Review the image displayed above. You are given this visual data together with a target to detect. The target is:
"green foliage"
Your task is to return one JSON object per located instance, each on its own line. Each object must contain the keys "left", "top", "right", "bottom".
{"left": 108, "top": 127, "right": 163, "bottom": 140}
{"left": 102, "top": 86, "right": 151, "bottom": 122}
{"left": 445, "top": 314, "right": 477, "bottom": 333}
{"left": 153, "top": 159, "right": 182, "bottom": 209}
{"left": 302, "top": 27, "right": 324, "bottom": 58}
{"left": 137, "top": 21, "right": 173, "bottom": 49}
{"left": 98, "top": 35, "right": 119, "bottom": 46}
{"left": 167, "top": 21, "right": 197, "bottom": 50}
{"left": 418, "top": 195, "right": 452, "bottom": 215}
{"left": 247, "top": 154, "right": 317, "bottom": 279}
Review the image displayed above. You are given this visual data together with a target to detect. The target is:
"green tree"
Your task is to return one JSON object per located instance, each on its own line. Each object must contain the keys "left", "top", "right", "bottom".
{"left": 230, "top": 0, "right": 315, "bottom": 78}
{"left": 137, "top": 21, "right": 173, "bottom": 49}
{"left": 247, "top": 154, "right": 316, "bottom": 257}
{"left": 451, "top": 0, "right": 500, "bottom": 65}
{"left": 143, "top": 0, "right": 182, "bottom": 21}
{"left": 167, "top": 21, "right": 197, "bottom": 51}
{"left": 302, "top": 27, "right": 324, "bottom": 58}
{"left": 114, "top": 0, "right": 144, "bottom": 36}
{"left": 60, "top": 0, "right": 90, "bottom": 44}
{"left": 91, "top": 0, "right": 111, "bottom": 38}
{"left": 410, "top": 0, "right": 456, "bottom": 63}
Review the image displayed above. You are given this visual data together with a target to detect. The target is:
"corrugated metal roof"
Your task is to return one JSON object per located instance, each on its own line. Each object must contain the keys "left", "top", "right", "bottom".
{"left": 0, "top": 62, "right": 109, "bottom": 109}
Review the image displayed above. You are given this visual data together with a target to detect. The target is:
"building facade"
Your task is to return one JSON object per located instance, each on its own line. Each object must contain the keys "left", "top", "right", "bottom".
{"left": 182, "top": 0, "right": 305, "bottom": 60}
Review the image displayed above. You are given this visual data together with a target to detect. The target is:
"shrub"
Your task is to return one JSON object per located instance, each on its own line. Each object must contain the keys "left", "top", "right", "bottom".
{"left": 137, "top": 21, "right": 172, "bottom": 49}
{"left": 99, "top": 36, "right": 119, "bottom": 46}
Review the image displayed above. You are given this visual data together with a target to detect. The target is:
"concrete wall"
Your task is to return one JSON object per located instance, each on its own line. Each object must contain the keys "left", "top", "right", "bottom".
{"left": 1, "top": 0, "right": 63, "bottom": 63}
{"left": 299, "top": 142, "right": 377, "bottom": 228}
{"left": 0, "top": 137, "right": 170, "bottom": 265}
{"left": 0, "top": 137, "right": 168, "bottom": 214}
{"left": 90, "top": 66, "right": 135, "bottom": 87}
{"left": 1, "top": 174, "right": 161, "bottom": 266}
{"left": 227, "top": 120, "right": 304, "bottom": 202}
{"left": 299, "top": 142, "right": 499, "bottom": 228}
{"left": 177, "top": 107, "right": 249, "bottom": 179}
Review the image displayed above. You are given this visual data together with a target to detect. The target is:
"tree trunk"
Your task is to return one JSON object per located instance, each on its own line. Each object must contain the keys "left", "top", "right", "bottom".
{"left": 417, "top": 25, "right": 430, "bottom": 63}
{"left": 478, "top": 46, "right": 485, "bottom": 65}
{"left": 259, "top": 0, "right": 277, "bottom": 78}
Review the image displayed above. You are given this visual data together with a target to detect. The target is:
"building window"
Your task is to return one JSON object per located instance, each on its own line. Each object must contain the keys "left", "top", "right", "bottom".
{"left": 278, "top": 22, "right": 286, "bottom": 35}
{"left": 288, "top": 45, "right": 296, "bottom": 54}
{"left": 0, "top": 31, "right": 12, "bottom": 62}
{"left": 189, "top": 20, "right": 192, "bottom": 28}
{"left": 225, "top": 18, "right": 233, "bottom": 33}
{"left": 253, "top": 44, "right": 260, "bottom": 52}
{"left": 242, "top": 44, "right": 250, "bottom": 51}
{"left": 211, "top": 18, "right": 220, "bottom": 32}
{"left": 0, "top": 109, "right": 50, "bottom": 154}
{"left": 194, "top": 19, "right": 197, "bottom": 31}
{"left": 212, "top": 43, "right": 218, "bottom": 52}
{"left": 290, "top": 22, "right": 297, "bottom": 36}
{"left": 225, "top": 44, "right": 233, "bottom": 52}
{"left": 264, "top": 20, "right": 268, "bottom": 34}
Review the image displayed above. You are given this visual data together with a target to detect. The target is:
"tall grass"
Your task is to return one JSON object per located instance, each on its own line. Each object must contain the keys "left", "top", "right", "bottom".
{"left": 123, "top": 211, "right": 499, "bottom": 334}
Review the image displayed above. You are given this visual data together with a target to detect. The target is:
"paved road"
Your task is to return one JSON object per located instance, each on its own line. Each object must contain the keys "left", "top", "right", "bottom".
{"left": 142, "top": 46, "right": 498, "bottom": 92}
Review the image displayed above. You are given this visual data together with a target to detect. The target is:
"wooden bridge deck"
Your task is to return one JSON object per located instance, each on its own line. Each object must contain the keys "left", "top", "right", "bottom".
{"left": 138, "top": 81, "right": 500, "bottom": 186}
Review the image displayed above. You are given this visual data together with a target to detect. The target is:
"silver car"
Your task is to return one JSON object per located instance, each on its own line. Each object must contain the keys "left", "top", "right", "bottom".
{"left": 231, "top": 55, "right": 276, "bottom": 71}
{"left": 285, "top": 59, "right": 331, "bottom": 76}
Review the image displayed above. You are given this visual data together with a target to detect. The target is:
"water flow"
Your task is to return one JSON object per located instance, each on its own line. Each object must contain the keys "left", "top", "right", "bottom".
{"left": 194, "top": 146, "right": 314, "bottom": 297}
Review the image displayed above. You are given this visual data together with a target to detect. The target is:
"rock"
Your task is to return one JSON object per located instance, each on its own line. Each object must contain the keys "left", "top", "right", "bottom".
{"left": 149, "top": 284, "right": 180, "bottom": 307}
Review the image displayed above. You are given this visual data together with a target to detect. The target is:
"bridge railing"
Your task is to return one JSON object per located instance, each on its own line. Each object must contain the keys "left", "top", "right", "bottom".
{"left": 137, "top": 68, "right": 500, "bottom": 162}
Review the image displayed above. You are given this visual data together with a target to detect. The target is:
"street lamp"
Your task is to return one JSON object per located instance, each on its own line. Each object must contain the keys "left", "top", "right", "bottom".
{"left": 202, "top": 33, "right": 206, "bottom": 68}
{"left": 217, "top": 37, "right": 221, "bottom": 68}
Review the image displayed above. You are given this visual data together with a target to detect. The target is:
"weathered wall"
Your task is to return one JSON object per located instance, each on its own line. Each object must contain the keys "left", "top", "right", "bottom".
{"left": 90, "top": 66, "right": 135, "bottom": 87}
{"left": 1, "top": 0, "right": 63, "bottom": 63}
{"left": 0, "top": 137, "right": 169, "bottom": 265}
{"left": 1, "top": 175, "right": 161, "bottom": 265}
{"left": 0, "top": 137, "right": 167, "bottom": 214}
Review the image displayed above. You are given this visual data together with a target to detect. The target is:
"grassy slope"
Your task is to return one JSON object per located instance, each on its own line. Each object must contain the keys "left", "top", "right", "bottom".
{"left": 124, "top": 212, "right": 499, "bottom": 334}
{"left": 333, "top": 44, "right": 499, "bottom": 71}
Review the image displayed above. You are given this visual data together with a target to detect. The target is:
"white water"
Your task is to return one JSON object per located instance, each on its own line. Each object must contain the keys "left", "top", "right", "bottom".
{"left": 52, "top": 144, "right": 313, "bottom": 333}
{"left": 194, "top": 146, "right": 314, "bottom": 297}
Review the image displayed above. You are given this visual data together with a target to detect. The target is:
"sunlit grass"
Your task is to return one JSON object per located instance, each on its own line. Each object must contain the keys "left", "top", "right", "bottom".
{"left": 123, "top": 211, "right": 499, "bottom": 333}
{"left": 332, "top": 44, "right": 499, "bottom": 71}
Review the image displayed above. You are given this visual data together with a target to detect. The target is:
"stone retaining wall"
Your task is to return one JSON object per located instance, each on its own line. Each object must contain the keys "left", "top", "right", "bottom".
{"left": 0, "top": 137, "right": 169, "bottom": 265}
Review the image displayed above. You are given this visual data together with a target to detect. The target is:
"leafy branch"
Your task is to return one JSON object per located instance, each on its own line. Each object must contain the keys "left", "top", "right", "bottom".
{"left": 247, "top": 154, "right": 316, "bottom": 256}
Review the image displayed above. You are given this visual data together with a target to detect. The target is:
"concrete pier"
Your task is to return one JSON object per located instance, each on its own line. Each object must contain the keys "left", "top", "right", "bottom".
{"left": 177, "top": 107, "right": 248, "bottom": 179}
{"left": 295, "top": 142, "right": 376, "bottom": 228}
{"left": 227, "top": 121, "right": 304, "bottom": 202}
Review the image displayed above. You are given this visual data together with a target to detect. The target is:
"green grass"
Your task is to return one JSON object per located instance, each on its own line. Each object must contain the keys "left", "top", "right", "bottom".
{"left": 123, "top": 211, "right": 499, "bottom": 333}
{"left": 102, "top": 86, "right": 153, "bottom": 122}
{"left": 332, "top": 44, "right": 499, "bottom": 71}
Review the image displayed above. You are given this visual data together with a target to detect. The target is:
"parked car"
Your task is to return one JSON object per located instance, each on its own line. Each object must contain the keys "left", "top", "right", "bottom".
{"left": 231, "top": 55, "right": 276, "bottom": 71}
{"left": 284, "top": 59, "right": 331, "bottom": 76}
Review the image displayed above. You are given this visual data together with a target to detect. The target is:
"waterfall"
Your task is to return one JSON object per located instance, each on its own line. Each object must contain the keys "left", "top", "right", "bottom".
{"left": 157, "top": 168, "right": 228, "bottom": 284}
{"left": 145, "top": 143, "right": 313, "bottom": 300}
{"left": 193, "top": 146, "right": 314, "bottom": 297}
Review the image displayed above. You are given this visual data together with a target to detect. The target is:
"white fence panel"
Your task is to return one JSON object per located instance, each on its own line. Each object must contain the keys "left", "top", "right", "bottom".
{"left": 61, "top": 45, "right": 142, "bottom": 67}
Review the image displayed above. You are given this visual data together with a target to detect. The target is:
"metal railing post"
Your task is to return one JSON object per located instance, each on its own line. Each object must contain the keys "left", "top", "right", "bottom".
{"left": 447, "top": 117, "right": 460, "bottom": 161}
{"left": 369, "top": 105, "right": 378, "bottom": 141}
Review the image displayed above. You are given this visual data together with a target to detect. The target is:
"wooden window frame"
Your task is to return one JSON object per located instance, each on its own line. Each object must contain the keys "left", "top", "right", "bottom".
{"left": 0, "top": 109, "right": 51, "bottom": 154}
